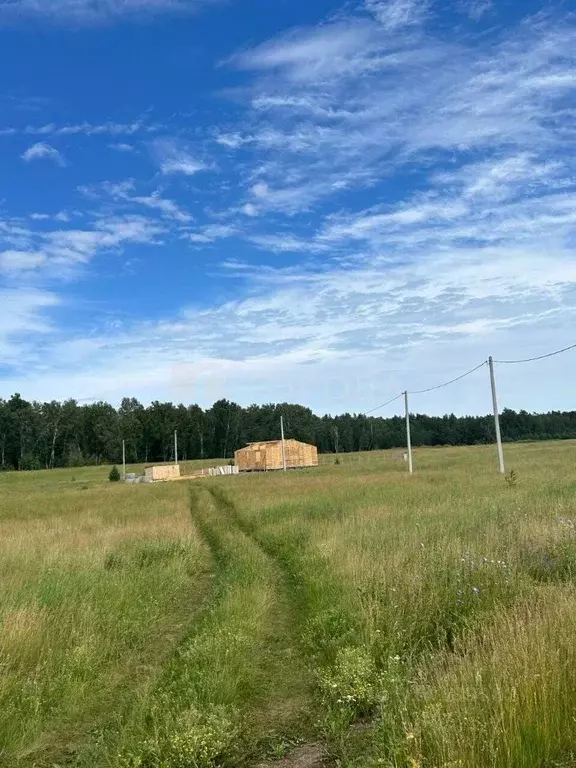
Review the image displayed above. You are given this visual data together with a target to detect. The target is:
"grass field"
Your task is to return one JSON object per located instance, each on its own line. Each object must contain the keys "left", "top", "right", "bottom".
{"left": 1, "top": 442, "right": 576, "bottom": 767}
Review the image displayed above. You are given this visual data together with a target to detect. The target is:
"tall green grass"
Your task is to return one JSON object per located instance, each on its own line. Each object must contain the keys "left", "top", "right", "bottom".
{"left": 0, "top": 481, "right": 211, "bottom": 766}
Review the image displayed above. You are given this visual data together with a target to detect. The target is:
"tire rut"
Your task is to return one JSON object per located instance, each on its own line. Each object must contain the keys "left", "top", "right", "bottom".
{"left": 189, "top": 484, "right": 321, "bottom": 765}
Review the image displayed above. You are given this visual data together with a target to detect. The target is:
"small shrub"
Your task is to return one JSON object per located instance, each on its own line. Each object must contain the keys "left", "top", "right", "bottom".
{"left": 505, "top": 469, "right": 517, "bottom": 488}
{"left": 109, "top": 465, "right": 121, "bottom": 482}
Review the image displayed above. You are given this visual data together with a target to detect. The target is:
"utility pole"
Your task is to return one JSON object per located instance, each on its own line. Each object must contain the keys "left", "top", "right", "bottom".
{"left": 280, "top": 415, "right": 287, "bottom": 472}
{"left": 174, "top": 430, "right": 178, "bottom": 465}
{"left": 488, "top": 356, "right": 505, "bottom": 474}
{"left": 122, "top": 439, "right": 126, "bottom": 481}
{"left": 404, "top": 391, "right": 413, "bottom": 475}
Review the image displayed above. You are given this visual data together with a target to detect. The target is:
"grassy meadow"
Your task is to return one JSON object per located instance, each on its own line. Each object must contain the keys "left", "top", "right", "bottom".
{"left": 1, "top": 442, "right": 576, "bottom": 767}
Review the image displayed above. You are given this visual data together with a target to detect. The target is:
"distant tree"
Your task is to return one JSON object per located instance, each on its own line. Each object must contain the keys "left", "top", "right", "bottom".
{"left": 109, "top": 465, "right": 121, "bottom": 482}
{"left": 119, "top": 398, "right": 144, "bottom": 463}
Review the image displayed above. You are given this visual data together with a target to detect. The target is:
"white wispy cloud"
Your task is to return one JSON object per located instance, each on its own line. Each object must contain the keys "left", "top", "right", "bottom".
{"left": 109, "top": 142, "right": 137, "bottom": 152}
{"left": 0, "top": 288, "right": 58, "bottom": 364}
{"left": 365, "top": 0, "right": 429, "bottom": 30}
{"left": 215, "top": 132, "right": 253, "bottom": 149}
{"left": 0, "top": 122, "right": 155, "bottom": 139}
{"left": 88, "top": 179, "right": 192, "bottom": 223}
{"left": 0, "top": 250, "right": 46, "bottom": 273}
{"left": 24, "top": 121, "right": 147, "bottom": 136}
{"left": 152, "top": 138, "right": 207, "bottom": 176}
{"left": 432, "top": 154, "right": 565, "bottom": 202}
{"left": 457, "top": 0, "right": 492, "bottom": 20}
{"left": 22, "top": 142, "right": 66, "bottom": 165}
{"left": 247, "top": 181, "right": 329, "bottom": 215}
{"left": 317, "top": 155, "right": 576, "bottom": 255}
{"left": 130, "top": 193, "right": 192, "bottom": 222}
{"left": 43, "top": 216, "right": 163, "bottom": 269}
{"left": 233, "top": 19, "right": 385, "bottom": 84}
{"left": 228, "top": 10, "right": 576, "bottom": 213}
{"left": 0, "top": 0, "right": 220, "bottom": 25}
{"left": 240, "top": 203, "right": 258, "bottom": 217}
{"left": 248, "top": 233, "right": 328, "bottom": 253}
{"left": 185, "top": 223, "right": 239, "bottom": 243}
{"left": 0, "top": 214, "right": 163, "bottom": 278}
{"left": 160, "top": 155, "right": 206, "bottom": 176}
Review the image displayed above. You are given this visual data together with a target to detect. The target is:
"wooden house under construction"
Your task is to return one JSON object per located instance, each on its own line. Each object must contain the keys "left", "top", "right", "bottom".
{"left": 234, "top": 439, "right": 318, "bottom": 472}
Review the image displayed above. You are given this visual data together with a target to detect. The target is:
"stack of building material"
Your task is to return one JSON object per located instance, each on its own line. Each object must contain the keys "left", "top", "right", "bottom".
{"left": 144, "top": 465, "right": 181, "bottom": 482}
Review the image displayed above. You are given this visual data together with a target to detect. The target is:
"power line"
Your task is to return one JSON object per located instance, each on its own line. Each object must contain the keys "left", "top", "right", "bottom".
{"left": 364, "top": 392, "right": 403, "bottom": 416}
{"left": 364, "top": 361, "right": 487, "bottom": 415}
{"left": 493, "top": 342, "right": 576, "bottom": 365}
{"left": 409, "top": 360, "right": 488, "bottom": 395}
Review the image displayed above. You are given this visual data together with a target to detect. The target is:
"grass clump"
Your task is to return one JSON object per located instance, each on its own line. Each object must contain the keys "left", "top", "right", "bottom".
{"left": 120, "top": 706, "right": 240, "bottom": 768}
{"left": 318, "top": 645, "right": 382, "bottom": 719}
{"left": 104, "top": 540, "right": 190, "bottom": 570}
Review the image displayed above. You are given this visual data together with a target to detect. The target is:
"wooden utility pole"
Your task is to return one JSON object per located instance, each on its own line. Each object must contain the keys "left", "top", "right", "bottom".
{"left": 280, "top": 416, "right": 287, "bottom": 472}
{"left": 404, "top": 391, "right": 413, "bottom": 475}
{"left": 488, "top": 357, "right": 505, "bottom": 474}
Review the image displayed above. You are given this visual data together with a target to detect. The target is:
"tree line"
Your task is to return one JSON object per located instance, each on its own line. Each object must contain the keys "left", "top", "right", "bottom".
{"left": 1, "top": 393, "right": 575, "bottom": 471}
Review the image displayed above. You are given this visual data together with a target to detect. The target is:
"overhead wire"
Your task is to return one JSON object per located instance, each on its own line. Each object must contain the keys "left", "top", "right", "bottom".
{"left": 364, "top": 392, "right": 404, "bottom": 416}
{"left": 363, "top": 361, "right": 488, "bottom": 415}
{"left": 408, "top": 360, "right": 488, "bottom": 395}
{"left": 493, "top": 342, "right": 576, "bottom": 365}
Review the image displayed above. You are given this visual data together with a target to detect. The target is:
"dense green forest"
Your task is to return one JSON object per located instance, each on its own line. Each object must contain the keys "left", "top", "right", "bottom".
{"left": 1, "top": 393, "right": 575, "bottom": 470}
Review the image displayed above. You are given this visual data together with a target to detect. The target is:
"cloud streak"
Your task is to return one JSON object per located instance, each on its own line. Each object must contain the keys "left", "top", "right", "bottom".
{"left": 0, "top": 214, "right": 163, "bottom": 280}
{"left": 0, "top": 0, "right": 221, "bottom": 26}
{"left": 366, "top": 0, "right": 429, "bottom": 30}
{"left": 152, "top": 138, "right": 207, "bottom": 176}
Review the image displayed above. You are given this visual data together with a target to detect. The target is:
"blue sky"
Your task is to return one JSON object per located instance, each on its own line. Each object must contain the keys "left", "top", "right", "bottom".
{"left": 1, "top": 0, "right": 575, "bottom": 416}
